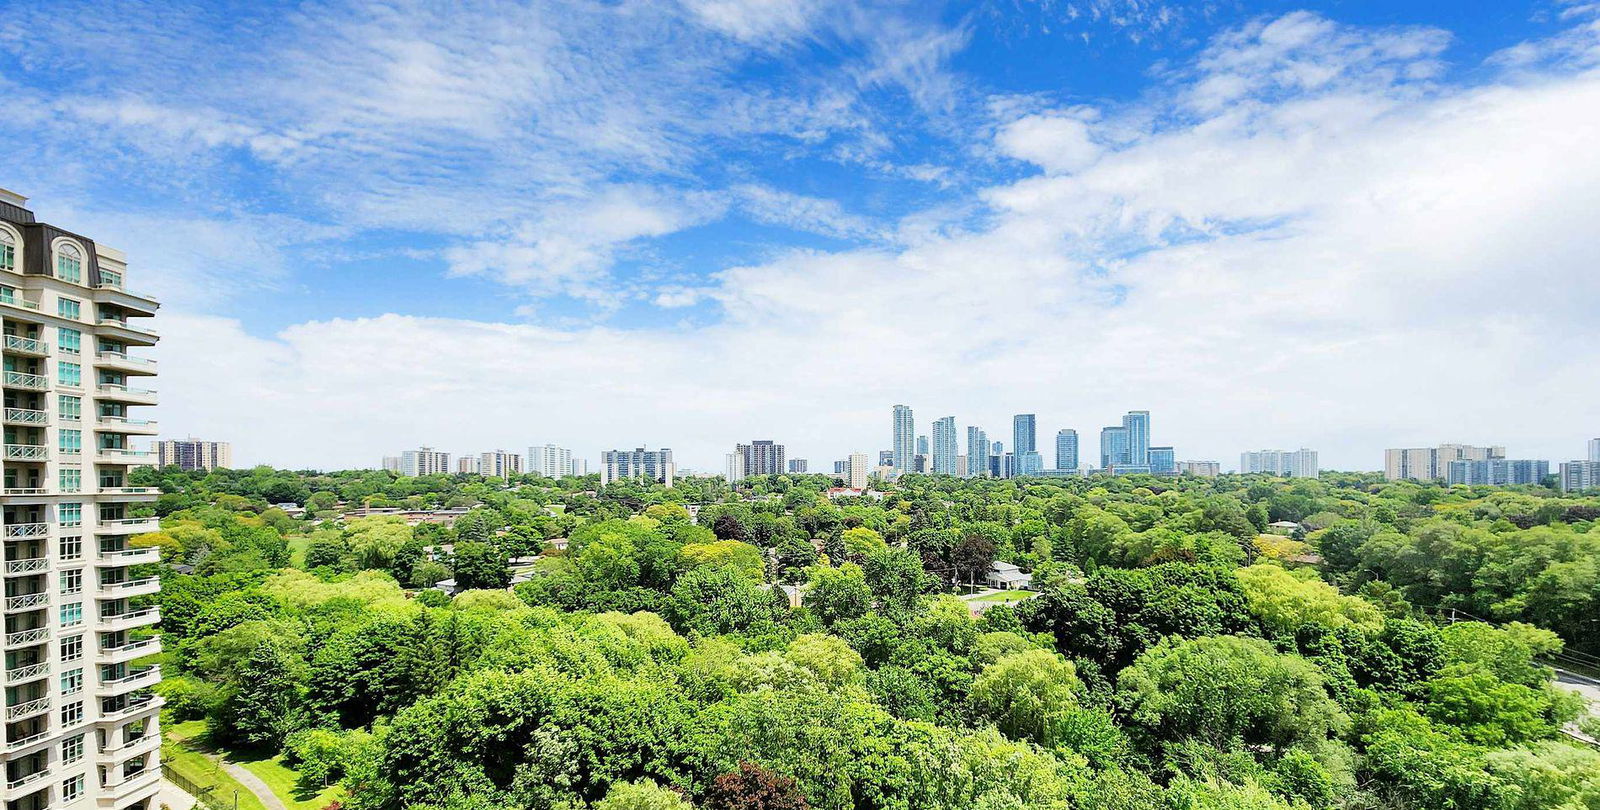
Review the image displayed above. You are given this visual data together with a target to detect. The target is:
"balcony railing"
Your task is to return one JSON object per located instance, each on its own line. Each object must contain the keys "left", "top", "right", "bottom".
{"left": 0, "top": 292, "right": 39, "bottom": 311}
{"left": 100, "top": 637, "right": 159, "bottom": 659}
{"left": 2, "top": 408, "right": 45, "bottom": 425}
{"left": 3, "top": 627, "right": 47, "bottom": 647}
{"left": 98, "top": 517, "right": 157, "bottom": 528}
{"left": 3, "top": 559, "right": 46, "bottom": 574}
{"left": 97, "top": 577, "right": 159, "bottom": 595}
{"left": 98, "top": 487, "right": 159, "bottom": 496}
{"left": 1, "top": 489, "right": 46, "bottom": 497}
{"left": 96, "top": 448, "right": 154, "bottom": 461}
{"left": 97, "top": 548, "right": 159, "bottom": 563}
{"left": 2, "top": 524, "right": 47, "bottom": 539}
{"left": 3, "top": 729, "right": 50, "bottom": 752}
{"left": 100, "top": 693, "right": 158, "bottom": 721}
{"left": 96, "top": 384, "right": 157, "bottom": 398}
{"left": 96, "top": 351, "right": 156, "bottom": 369}
{"left": 0, "top": 371, "right": 46, "bottom": 391}
{"left": 3, "top": 593, "right": 47, "bottom": 611}
{"left": 102, "top": 665, "right": 160, "bottom": 688}
{"left": 4, "top": 697, "right": 49, "bottom": 721}
{"left": 96, "top": 318, "right": 158, "bottom": 336}
{"left": 96, "top": 416, "right": 157, "bottom": 428}
{"left": 101, "top": 607, "right": 160, "bottom": 629}
{"left": 4, "top": 663, "right": 47, "bottom": 684}
{"left": 3, "top": 445, "right": 47, "bottom": 461}
{"left": 1, "top": 336, "right": 45, "bottom": 355}
{"left": 4, "top": 764, "right": 49, "bottom": 789}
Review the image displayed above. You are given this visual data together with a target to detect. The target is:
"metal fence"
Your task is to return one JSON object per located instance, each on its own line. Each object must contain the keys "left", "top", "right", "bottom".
{"left": 161, "top": 762, "right": 234, "bottom": 810}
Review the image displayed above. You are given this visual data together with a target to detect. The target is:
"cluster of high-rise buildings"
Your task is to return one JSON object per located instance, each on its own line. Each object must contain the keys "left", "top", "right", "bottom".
{"left": 1558, "top": 439, "right": 1600, "bottom": 493}
{"left": 154, "top": 437, "right": 231, "bottom": 472}
{"left": 0, "top": 190, "right": 166, "bottom": 810}
{"left": 1378, "top": 440, "right": 1600, "bottom": 491}
{"left": 382, "top": 444, "right": 588, "bottom": 479}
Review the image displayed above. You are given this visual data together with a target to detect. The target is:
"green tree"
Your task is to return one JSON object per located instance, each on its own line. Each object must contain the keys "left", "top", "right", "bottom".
{"left": 452, "top": 541, "right": 511, "bottom": 590}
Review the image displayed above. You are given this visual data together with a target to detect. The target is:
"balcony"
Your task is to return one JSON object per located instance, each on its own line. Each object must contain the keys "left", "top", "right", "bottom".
{"left": 2, "top": 524, "right": 46, "bottom": 539}
{"left": 98, "top": 636, "right": 160, "bottom": 664}
{"left": 1, "top": 408, "right": 45, "bottom": 426}
{"left": 103, "top": 761, "right": 160, "bottom": 800}
{"left": 98, "top": 693, "right": 160, "bottom": 723}
{"left": 3, "top": 663, "right": 47, "bottom": 685}
{"left": 2, "top": 729, "right": 50, "bottom": 753}
{"left": 97, "top": 486, "right": 160, "bottom": 497}
{"left": 95, "top": 416, "right": 159, "bottom": 435}
{"left": 94, "top": 384, "right": 157, "bottom": 406}
{"left": 2, "top": 559, "right": 46, "bottom": 575}
{"left": 94, "top": 446, "right": 154, "bottom": 465}
{"left": 99, "top": 607, "right": 160, "bottom": 633}
{"left": 100, "top": 665, "right": 160, "bottom": 695}
{"left": 95, "top": 350, "right": 157, "bottom": 375}
{"left": 3, "top": 766, "right": 50, "bottom": 798}
{"left": 97, "top": 577, "right": 160, "bottom": 598}
{"left": 0, "top": 372, "right": 46, "bottom": 391}
{"left": 3, "top": 593, "right": 46, "bottom": 612}
{"left": 94, "top": 318, "right": 158, "bottom": 346}
{"left": 95, "top": 516, "right": 160, "bottom": 535}
{"left": 104, "top": 730, "right": 160, "bottom": 758}
{"left": 0, "top": 336, "right": 46, "bottom": 357}
{"left": 91, "top": 286, "right": 159, "bottom": 318}
{"left": 96, "top": 547, "right": 159, "bottom": 565}
{"left": 3, "top": 627, "right": 47, "bottom": 647}
{"left": 3, "top": 697, "right": 48, "bottom": 722}
{"left": 2, "top": 445, "right": 46, "bottom": 461}
{"left": 0, "top": 292, "right": 41, "bottom": 314}
{"left": 0, "top": 489, "right": 47, "bottom": 499}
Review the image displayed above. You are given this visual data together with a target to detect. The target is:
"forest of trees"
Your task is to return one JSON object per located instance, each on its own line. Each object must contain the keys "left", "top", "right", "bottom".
{"left": 132, "top": 464, "right": 1600, "bottom": 810}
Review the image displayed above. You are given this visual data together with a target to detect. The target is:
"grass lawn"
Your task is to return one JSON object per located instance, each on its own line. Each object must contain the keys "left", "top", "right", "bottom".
{"left": 287, "top": 535, "right": 313, "bottom": 569}
{"left": 968, "top": 589, "right": 1038, "bottom": 604}
{"left": 165, "top": 719, "right": 344, "bottom": 810}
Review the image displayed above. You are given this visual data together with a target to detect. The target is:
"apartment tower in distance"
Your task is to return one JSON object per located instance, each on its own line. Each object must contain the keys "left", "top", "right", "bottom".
{"left": 931, "top": 417, "right": 958, "bottom": 475}
{"left": 1384, "top": 443, "right": 1504, "bottom": 481}
{"left": 891, "top": 405, "right": 914, "bottom": 473}
{"left": 398, "top": 446, "right": 451, "bottom": 476}
{"left": 1240, "top": 449, "right": 1319, "bottom": 478}
{"left": 1, "top": 189, "right": 165, "bottom": 810}
{"left": 154, "top": 438, "right": 231, "bottom": 472}
{"left": 1054, "top": 429, "right": 1078, "bottom": 471}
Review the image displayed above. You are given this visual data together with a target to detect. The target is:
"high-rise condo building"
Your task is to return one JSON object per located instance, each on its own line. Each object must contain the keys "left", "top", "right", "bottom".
{"left": 724, "top": 452, "right": 744, "bottom": 483}
{"left": 877, "top": 450, "right": 894, "bottom": 467}
{"left": 599, "top": 447, "right": 674, "bottom": 486}
{"left": 966, "top": 426, "right": 988, "bottom": 478}
{"left": 1012, "top": 414, "right": 1036, "bottom": 460}
{"left": 381, "top": 456, "right": 401, "bottom": 473}
{"left": 846, "top": 452, "right": 870, "bottom": 489}
{"left": 1560, "top": 461, "right": 1600, "bottom": 493}
{"left": 1384, "top": 444, "right": 1504, "bottom": 481}
{"left": 1148, "top": 446, "right": 1176, "bottom": 475}
{"left": 1240, "top": 449, "right": 1319, "bottom": 478}
{"left": 891, "top": 405, "right": 914, "bottom": 472}
{"left": 456, "top": 456, "right": 481, "bottom": 474}
{"left": 1122, "top": 410, "right": 1150, "bottom": 466}
{"left": 787, "top": 459, "right": 808, "bottom": 474}
{"left": 154, "top": 438, "right": 231, "bottom": 472}
{"left": 400, "top": 447, "right": 451, "bottom": 477}
{"left": 990, "top": 441, "right": 1004, "bottom": 477}
{"left": 1445, "top": 458, "right": 1548, "bottom": 486}
{"left": 1055, "top": 429, "right": 1078, "bottom": 471}
{"left": 737, "top": 440, "right": 786, "bottom": 477}
{"left": 529, "top": 444, "right": 577, "bottom": 478}
{"left": 932, "top": 417, "right": 958, "bottom": 475}
{"left": 916, "top": 435, "right": 929, "bottom": 456}
{"left": 1590, "top": 438, "right": 1600, "bottom": 463}
{"left": 479, "top": 450, "right": 522, "bottom": 478}
{"left": 1099, "top": 426, "right": 1129, "bottom": 469}
{"left": 1, "top": 189, "right": 165, "bottom": 810}
{"left": 1178, "top": 460, "right": 1221, "bottom": 477}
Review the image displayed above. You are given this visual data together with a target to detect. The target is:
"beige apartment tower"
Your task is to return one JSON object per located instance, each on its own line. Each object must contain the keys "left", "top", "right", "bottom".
{"left": 0, "top": 190, "right": 164, "bottom": 810}
{"left": 154, "top": 439, "right": 230, "bottom": 472}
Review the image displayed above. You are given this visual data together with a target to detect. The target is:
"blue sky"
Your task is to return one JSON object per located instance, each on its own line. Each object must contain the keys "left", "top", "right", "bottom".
{"left": 2, "top": 0, "right": 1597, "bottom": 471}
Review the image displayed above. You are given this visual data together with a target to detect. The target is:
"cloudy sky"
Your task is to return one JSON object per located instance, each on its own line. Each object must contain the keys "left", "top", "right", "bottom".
{"left": 2, "top": 0, "right": 1597, "bottom": 472}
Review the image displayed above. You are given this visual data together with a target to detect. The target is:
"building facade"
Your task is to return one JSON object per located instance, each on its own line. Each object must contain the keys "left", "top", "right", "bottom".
{"left": 456, "top": 456, "right": 481, "bottom": 475}
{"left": 528, "top": 444, "right": 576, "bottom": 478}
{"left": 1384, "top": 444, "right": 1504, "bottom": 480}
{"left": 153, "top": 439, "right": 230, "bottom": 472}
{"left": 1240, "top": 448, "right": 1319, "bottom": 478}
{"left": 1178, "top": 460, "right": 1221, "bottom": 477}
{"left": 1560, "top": 461, "right": 1600, "bottom": 493}
{"left": 1122, "top": 411, "right": 1150, "bottom": 467}
{"left": 1054, "top": 429, "right": 1078, "bottom": 471}
{"left": 1012, "top": 414, "right": 1036, "bottom": 460}
{"left": 965, "top": 426, "right": 987, "bottom": 478}
{"left": 1445, "top": 458, "right": 1549, "bottom": 486}
{"left": 723, "top": 451, "right": 744, "bottom": 483}
{"left": 1099, "top": 426, "right": 1129, "bottom": 469}
{"left": 1148, "top": 446, "right": 1176, "bottom": 475}
{"left": 891, "top": 405, "right": 914, "bottom": 473}
{"left": 786, "top": 459, "right": 807, "bottom": 474}
{"left": 399, "top": 447, "right": 451, "bottom": 477}
{"left": 1, "top": 189, "right": 165, "bottom": 810}
{"left": 380, "top": 456, "right": 401, "bottom": 473}
{"left": 1590, "top": 438, "right": 1600, "bottom": 463}
{"left": 737, "top": 440, "right": 785, "bottom": 477}
{"left": 478, "top": 450, "right": 522, "bottom": 478}
{"left": 845, "top": 452, "right": 870, "bottom": 489}
{"left": 931, "top": 417, "right": 958, "bottom": 475}
{"left": 599, "top": 447, "right": 674, "bottom": 485}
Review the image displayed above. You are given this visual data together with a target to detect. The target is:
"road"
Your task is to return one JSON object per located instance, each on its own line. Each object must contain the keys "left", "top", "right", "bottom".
{"left": 1554, "top": 668, "right": 1600, "bottom": 746}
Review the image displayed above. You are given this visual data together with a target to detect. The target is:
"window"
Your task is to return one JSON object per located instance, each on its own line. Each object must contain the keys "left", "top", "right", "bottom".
{"left": 59, "top": 502, "right": 82, "bottom": 527}
{"left": 57, "top": 327, "right": 80, "bottom": 355}
{"left": 0, "top": 229, "right": 13, "bottom": 272}
{"left": 62, "top": 735, "right": 84, "bottom": 764}
{"left": 59, "top": 429, "right": 82, "bottom": 456}
{"left": 57, "top": 360, "right": 81, "bottom": 387}
{"left": 60, "top": 536, "right": 82, "bottom": 561}
{"left": 57, "top": 297, "right": 80, "bottom": 320}
{"left": 58, "top": 394, "right": 81, "bottom": 421}
{"left": 60, "top": 602, "right": 83, "bottom": 627}
{"left": 60, "top": 667, "right": 82, "bottom": 695}
{"left": 60, "top": 700, "right": 83, "bottom": 727}
{"left": 62, "top": 774, "right": 84, "bottom": 802}
{"left": 59, "top": 569, "right": 82, "bottom": 595}
{"left": 60, "top": 635, "right": 82, "bottom": 662}
{"left": 59, "top": 468, "right": 81, "bottom": 493}
{"left": 56, "top": 243, "right": 82, "bottom": 284}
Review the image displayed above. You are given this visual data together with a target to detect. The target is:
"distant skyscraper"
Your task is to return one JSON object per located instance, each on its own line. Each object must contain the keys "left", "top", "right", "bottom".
{"left": 381, "top": 456, "right": 402, "bottom": 473}
{"left": 932, "top": 417, "right": 958, "bottom": 475}
{"left": 157, "top": 438, "right": 232, "bottom": 471}
{"left": 400, "top": 446, "right": 451, "bottom": 477}
{"left": 1384, "top": 444, "right": 1503, "bottom": 480}
{"left": 892, "top": 405, "right": 915, "bottom": 472}
{"left": 846, "top": 452, "right": 871, "bottom": 489}
{"left": 1241, "top": 449, "right": 1319, "bottom": 478}
{"left": 1446, "top": 458, "right": 1547, "bottom": 486}
{"left": 787, "top": 459, "right": 808, "bottom": 473}
{"left": 1178, "top": 460, "right": 1221, "bottom": 477}
{"left": 1148, "top": 446, "right": 1176, "bottom": 475}
{"left": 1012, "top": 414, "right": 1037, "bottom": 460}
{"left": 1122, "top": 410, "right": 1150, "bottom": 467}
{"left": 1055, "top": 429, "right": 1079, "bottom": 471}
{"left": 479, "top": 450, "right": 523, "bottom": 478}
{"left": 966, "top": 426, "right": 988, "bottom": 478}
{"left": 879, "top": 450, "right": 894, "bottom": 467}
{"left": 530, "top": 443, "right": 577, "bottom": 477}
{"left": 1590, "top": 438, "right": 1600, "bottom": 462}
{"left": 739, "top": 439, "right": 786, "bottom": 476}
{"left": 833, "top": 459, "right": 847, "bottom": 475}
{"left": 991, "top": 441, "right": 1004, "bottom": 477}
{"left": 1099, "top": 427, "right": 1129, "bottom": 469}
{"left": 917, "top": 435, "right": 929, "bottom": 456}
{"left": 1560, "top": 461, "right": 1600, "bottom": 492}
{"left": 599, "top": 447, "right": 675, "bottom": 485}
{"left": 457, "top": 456, "right": 481, "bottom": 474}
{"left": 725, "top": 451, "right": 745, "bottom": 482}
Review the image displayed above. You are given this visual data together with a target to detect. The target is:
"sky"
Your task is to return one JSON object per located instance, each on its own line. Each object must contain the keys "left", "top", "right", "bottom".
{"left": 1, "top": 0, "right": 1597, "bottom": 472}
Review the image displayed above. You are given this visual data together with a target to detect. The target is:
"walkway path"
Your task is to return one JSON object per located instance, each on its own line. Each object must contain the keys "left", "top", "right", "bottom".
{"left": 1554, "top": 667, "right": 1600, "bottom": 747}
{"left": 218, "top": 759, "right": 288, "bottom": 810}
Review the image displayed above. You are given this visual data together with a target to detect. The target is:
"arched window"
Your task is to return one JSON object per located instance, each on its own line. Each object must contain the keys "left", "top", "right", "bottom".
{"left": 56, "top": 242, "right": 82, "bottom": 284}
{"left": 0, "top": 228, "right": 15, "bottom": 272}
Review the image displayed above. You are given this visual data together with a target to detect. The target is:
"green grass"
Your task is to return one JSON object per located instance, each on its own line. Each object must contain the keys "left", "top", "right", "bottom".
{"left": 287, "top": 535, "right": 313, "bottom": 569}
{"left": 165, "top": 719, "right": 343, "bottom": 810}
{"left": 968, "top": 589, "right": 1037, "bottom": 604}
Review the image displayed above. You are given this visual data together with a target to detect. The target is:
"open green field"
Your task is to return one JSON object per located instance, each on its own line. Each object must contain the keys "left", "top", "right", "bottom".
{"left": 165, "top": 719, "right": 345, "bottom": 810}
{"left": 967, "top": 589, "right": 1038, "bottom": 604}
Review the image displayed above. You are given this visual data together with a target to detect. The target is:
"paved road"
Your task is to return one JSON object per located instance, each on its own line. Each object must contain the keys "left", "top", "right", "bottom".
{"left": 1554, "top": 668, "right": 1600, "bottom": 746}
{"left": 221, "top": 760, "right": 288, "bottom": 810}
